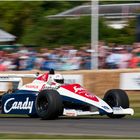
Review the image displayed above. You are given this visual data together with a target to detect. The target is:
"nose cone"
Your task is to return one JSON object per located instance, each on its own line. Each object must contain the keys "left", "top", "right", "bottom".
{"left": 101, "top": 104, "right": 113, "bottom": 113}
{"left": 96, "top": 97, "right": 113, "bottom": 113}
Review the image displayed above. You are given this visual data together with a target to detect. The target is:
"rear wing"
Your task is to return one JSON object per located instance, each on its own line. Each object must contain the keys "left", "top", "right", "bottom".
{"left": 0, "top": 74, "right": 38, "bottom": 90}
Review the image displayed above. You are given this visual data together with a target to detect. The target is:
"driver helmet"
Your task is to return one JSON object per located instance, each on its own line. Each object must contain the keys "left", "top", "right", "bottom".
{"left": 53, "top": 74, "right": 64, "bottom": 84}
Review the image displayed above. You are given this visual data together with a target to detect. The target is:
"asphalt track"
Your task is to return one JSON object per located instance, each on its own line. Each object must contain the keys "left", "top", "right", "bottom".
{"left": 0, "top": 116, "right": 139, "bottom": 137}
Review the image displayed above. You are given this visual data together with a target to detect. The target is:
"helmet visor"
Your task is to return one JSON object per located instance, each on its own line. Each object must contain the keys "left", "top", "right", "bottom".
{"left": 55, "top": 79, "right": 64, "bottom": 84}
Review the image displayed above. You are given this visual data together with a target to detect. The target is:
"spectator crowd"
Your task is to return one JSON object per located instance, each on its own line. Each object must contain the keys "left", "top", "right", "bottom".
{"left": 0, "top": 41, "right": 140, "bottom": 71}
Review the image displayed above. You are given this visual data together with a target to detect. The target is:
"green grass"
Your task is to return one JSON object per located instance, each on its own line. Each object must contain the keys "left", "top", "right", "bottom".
{"left": 131, "top": 107, "right": 140, "bottom": 118}
{"left": 128, "top": 93, "right": 140, "bottom": 118}
{"left": 0, "top": 133, "right": 139, "bottom": 139}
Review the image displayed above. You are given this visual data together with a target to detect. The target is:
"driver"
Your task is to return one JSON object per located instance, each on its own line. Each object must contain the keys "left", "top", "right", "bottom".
{"left": 36, "top": 69, "right": 64, "bottom": 85}
{"left": 52, "top": 74, "right": 64, "bottom": 84}
{"left": 45, "top": 73, "right": 64, "bottom": 89}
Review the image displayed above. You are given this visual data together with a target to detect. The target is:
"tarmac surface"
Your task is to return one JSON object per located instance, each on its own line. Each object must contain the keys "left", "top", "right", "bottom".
{"left": 0, "top": 116, "right": 139, "bottom": 137}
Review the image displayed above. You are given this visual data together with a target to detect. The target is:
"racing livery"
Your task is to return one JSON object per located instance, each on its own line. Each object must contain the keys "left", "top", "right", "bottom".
{"left": 0, "top": 70, "right": 134, "bottom": 119}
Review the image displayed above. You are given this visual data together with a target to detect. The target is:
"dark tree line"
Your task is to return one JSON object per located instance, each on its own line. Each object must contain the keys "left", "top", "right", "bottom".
{"left": 0, "top": 1, "right": 137, "bottom": 49}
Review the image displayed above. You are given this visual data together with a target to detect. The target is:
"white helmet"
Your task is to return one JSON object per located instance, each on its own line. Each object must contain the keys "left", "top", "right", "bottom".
{"left": 53, "top": 74, "right": 64, "bottom": 84}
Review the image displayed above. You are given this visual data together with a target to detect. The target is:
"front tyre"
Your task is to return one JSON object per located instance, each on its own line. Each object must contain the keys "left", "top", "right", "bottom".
{"left": 35, "top": 90, "right": 63, "bottom": 120}
{"left": 103, "top": 89, "right": 129, "bottom": 118}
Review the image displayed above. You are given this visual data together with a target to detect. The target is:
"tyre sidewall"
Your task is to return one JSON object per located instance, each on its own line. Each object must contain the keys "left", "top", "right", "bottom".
{"left": 103, "top": 89, "right": 129, "bottom": 118}
{"left": 35, "top": 90, "right": 63, "bottom": 119}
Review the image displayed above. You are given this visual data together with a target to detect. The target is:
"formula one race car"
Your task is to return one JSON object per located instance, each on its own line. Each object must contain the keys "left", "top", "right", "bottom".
{"left": 0, "top": 70, "right": 134, "bottom": 119}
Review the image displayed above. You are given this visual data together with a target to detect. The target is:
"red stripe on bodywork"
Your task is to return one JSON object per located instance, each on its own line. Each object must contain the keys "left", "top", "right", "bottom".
{"left": 61, "top": 84, "right": 99, "bottom": 102}
{"left": 37, "top": 73, "right": 49, "bottom": 82}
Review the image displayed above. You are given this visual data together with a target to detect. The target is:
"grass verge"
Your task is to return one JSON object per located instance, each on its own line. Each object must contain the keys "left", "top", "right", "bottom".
{"left": 0, "top": 133, "right": 140, "bottom": 139}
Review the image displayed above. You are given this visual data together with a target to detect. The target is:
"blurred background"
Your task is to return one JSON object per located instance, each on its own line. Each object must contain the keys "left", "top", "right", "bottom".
{"left": 1, "top": 1, "right": 140, "bottom": 71}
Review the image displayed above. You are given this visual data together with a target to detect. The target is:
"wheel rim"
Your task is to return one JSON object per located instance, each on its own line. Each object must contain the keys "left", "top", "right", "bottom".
{"left": 37, "top": 96, "right": 48, "bottom": 113}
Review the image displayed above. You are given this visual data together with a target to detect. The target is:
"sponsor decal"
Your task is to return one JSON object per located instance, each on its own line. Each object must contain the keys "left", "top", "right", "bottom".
{"left": 133, "top": 76, "right": 140, "bottom": 86}
{"left": 73, "top": 85, "right": 99, "bottom": 102}
{"left": 62, "top": 84, "right": 99, "bottom": 102}
{"left": 64, "top": 112, "right": 77, "bottom": 116}
{"left": 63, "top": 75, "right": 83, "bottom": 85}
{"left": 74, "top": 86, "right": 85, "bottom": 93}
{"left": 0, "top": 76, "right": 9, "bottom": 79}
{"left": 4, "top": 97, "right": 33, "bottom": 113}
{"left": 40, "top": 84, "right": 46, "bottom": 91}
{"left": 120, "top": 73, "right": 140, "bottom": 90}
{"left": 25, "top": 85, "right": 38, "bottom": 89}
{"left": 102, "top": 106, "right": 110, "bottom": 110}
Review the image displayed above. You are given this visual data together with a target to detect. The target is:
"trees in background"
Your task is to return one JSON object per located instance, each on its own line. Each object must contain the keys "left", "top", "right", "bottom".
{"left": 0, "top": 1, "right": 90, "bottom": 48}
{"left": 0, "top": 1, "right": 137, "bottom": 49}
{"left": 99, "top": 18, "right": 136, "bottom": 45}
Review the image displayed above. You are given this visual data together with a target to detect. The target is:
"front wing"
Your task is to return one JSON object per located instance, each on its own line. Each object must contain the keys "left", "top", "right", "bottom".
{"left": 63, "top": 107, "right": 134, "bottom": 117}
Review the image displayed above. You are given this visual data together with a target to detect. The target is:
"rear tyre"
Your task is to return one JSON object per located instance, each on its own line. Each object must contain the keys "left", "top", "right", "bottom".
{"left": 35, "top": 90, "right": 63, "bottom": 120}
{"left": 103, "top": 89, "right": 129, "bottom": 118}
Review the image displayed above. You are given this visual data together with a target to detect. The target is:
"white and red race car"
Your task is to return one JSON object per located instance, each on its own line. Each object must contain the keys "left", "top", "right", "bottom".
{"left": 0, "top": 69, "right": 134, "bottom": 119}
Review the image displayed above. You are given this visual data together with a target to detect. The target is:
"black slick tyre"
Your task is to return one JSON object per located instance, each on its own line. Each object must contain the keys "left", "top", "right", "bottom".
{"left": 35, "top": 89, "right": 63, "bottom": 120}
{"left": 103, "top": 89, "right": 129, "bottom": 118}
